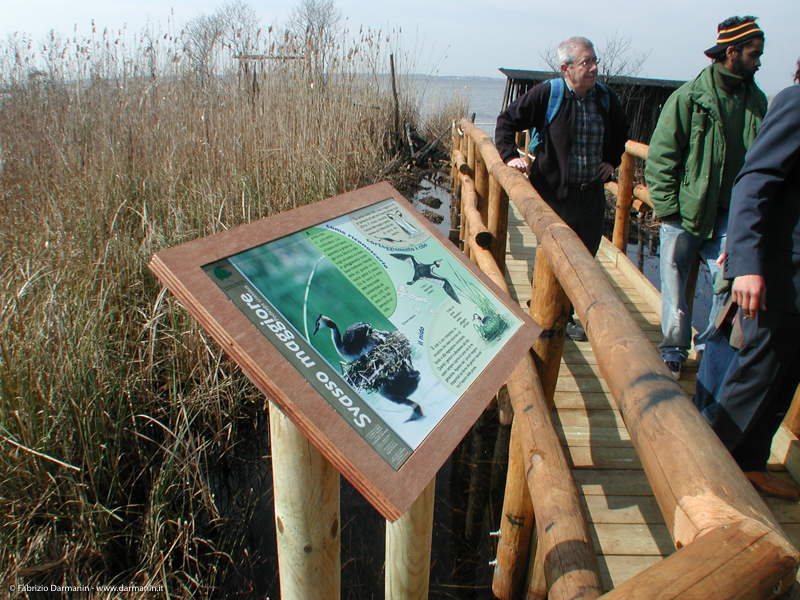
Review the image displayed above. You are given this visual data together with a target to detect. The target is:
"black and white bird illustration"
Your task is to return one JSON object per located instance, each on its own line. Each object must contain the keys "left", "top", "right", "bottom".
{"left": 313, "top": 315, "right": 387, "bottom": 362}
{"left": 371, "top": 361, "right": 423, "bottom": 421}
{"left": 313, "top": 315, "right": 424, "bottom": 422}
{"left": 387, "top": 210, "right": 419, "bottom": 236}
{"left": 473, "top": 311, "right": 510, "bottom": 342}
{"left": 390, "top": 253, "right": 460, "bottom": 303}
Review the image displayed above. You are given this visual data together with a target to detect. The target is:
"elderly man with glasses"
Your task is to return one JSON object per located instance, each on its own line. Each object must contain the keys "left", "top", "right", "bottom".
{"left": 495, "top": 36, "right": 630, "bottom": 341}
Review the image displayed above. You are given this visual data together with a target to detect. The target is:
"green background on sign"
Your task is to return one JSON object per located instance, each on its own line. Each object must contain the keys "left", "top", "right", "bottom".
{"left": 305, "top": 228, "right": 396, "bottom": 317}
{"left": 228, "top": 230, "right": 397, "bottom": 370}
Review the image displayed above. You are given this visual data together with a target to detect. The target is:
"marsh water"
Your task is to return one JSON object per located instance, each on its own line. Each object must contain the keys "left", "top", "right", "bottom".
{"left": 217, "top": 75, "right": 713, "bottom": 598}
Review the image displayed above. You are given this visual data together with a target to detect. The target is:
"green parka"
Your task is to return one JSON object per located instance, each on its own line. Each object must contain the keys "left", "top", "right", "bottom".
{"left": 645, "top": 65, "right": 768, "bottom": 239}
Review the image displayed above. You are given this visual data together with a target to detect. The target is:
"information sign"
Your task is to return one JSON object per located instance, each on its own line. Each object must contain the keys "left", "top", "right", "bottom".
{"left": 149, "top": 182, "right": 540, "bottom": 519}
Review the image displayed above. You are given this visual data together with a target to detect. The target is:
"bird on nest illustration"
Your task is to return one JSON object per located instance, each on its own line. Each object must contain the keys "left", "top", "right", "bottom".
{"left": 313, "top": 315, "right": 424, "bottom": 421}
{"left": 390, "top": 253, "right": 460, "bottom": 303}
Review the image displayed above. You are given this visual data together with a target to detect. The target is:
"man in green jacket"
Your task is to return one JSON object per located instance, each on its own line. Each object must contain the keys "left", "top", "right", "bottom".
{"left": 645, "top": 16, "right": 768, "bottom": 379}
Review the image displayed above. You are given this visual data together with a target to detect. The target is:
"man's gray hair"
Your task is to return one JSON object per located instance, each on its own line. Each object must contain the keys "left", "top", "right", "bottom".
{"left": 557, "top": 36, "right": 595, "bottom": 67}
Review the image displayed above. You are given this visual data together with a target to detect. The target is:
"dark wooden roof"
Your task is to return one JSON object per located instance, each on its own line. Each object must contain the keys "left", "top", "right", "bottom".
{"left": 498, "top": 68, "right": 684, "bottom": 89}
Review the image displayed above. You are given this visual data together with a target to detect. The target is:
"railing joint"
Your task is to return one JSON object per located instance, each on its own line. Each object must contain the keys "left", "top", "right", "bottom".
{"left": 536, "top": 326, "right": 563, "bottom": 340}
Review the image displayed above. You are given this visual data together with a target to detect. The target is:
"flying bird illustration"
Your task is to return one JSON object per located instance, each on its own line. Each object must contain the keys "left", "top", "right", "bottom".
{"left": 390, "top": 253, "right": 460, "bottom": 303}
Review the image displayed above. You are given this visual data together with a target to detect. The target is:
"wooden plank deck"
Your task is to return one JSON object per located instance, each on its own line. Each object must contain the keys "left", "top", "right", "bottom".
{"left": 502, "top": 202, "right": 800, "bottom": 592}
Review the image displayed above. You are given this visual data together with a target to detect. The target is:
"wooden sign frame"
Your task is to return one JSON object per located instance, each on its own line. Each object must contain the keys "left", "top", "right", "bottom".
{"left": 149, "top": 181, "right": 540, "bottom": 520}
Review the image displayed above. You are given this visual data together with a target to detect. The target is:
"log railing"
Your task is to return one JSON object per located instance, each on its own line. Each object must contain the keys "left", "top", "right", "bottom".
{"left": 258, "top": 119, "right": 798, "bottom": 600}
{"left": 452, "top": 118, "right": 800, "bottom": 600}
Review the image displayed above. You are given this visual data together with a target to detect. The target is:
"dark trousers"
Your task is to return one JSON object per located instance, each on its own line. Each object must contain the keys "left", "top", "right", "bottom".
{"left": 547, "top": 185, "right": 605, "bottom": 257}
{"left": 694, "top": 324, "right": 737, "bottom": 423}
{"left": 546, "top": 185, "right": 605, "bottom": 324}
{"left": 548, "top": 184, "right": 606, "bottom": 322}
{"left": 709, "top": 306, "right": 800, "bottom": 471}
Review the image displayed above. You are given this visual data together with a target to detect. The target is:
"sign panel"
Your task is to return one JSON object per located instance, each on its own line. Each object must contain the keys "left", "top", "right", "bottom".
{"left": 149, "top": 182, "right": 540, "bottom": 519}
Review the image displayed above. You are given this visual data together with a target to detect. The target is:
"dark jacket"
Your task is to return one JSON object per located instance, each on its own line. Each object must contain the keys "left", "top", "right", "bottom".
{"left": 724, "top": 85, "right": 800, "bottom": 314}
{"left": 646, "top": 65, "right": 767, "bottom": 239}
{"left": 494, "top": 79, "right": 629, "bottom": 203}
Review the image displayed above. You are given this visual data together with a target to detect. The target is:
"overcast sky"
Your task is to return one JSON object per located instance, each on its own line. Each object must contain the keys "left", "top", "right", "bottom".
{"left": 4, "top": 0, "right": 800, "bottom": 97}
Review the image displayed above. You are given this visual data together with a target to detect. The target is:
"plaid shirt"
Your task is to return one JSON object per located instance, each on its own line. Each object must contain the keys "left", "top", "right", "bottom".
{"left": 567, "top": 86, "right": 605, "bottom": 184}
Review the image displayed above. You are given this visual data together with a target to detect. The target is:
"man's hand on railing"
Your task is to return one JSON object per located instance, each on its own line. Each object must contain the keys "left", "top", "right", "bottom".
{"left": 506, "top": 157, "right": 528, "bottom": 173}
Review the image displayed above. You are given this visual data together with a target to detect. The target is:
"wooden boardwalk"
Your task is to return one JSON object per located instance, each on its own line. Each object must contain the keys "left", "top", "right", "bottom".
{"left": 502, "top": 202, "right": 800, "bottom": 592}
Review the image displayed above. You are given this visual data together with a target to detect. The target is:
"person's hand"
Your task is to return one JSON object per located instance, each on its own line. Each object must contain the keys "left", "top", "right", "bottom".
{"left": 506, "top": 157, "right": 528, "bottom": 173}
{"left": 598, "top": 161, "right": 615, "bottom": 182}
{"left": 732, "top": 274, "right": 766, "bottom": 319}
{"left": 716, "top": 252, "right": 726, "bottom": 267}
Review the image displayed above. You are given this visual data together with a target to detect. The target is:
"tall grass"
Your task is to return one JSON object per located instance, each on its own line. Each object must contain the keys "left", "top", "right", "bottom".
{"left": 0, "top": 14, "right": 462, "bottom": 598}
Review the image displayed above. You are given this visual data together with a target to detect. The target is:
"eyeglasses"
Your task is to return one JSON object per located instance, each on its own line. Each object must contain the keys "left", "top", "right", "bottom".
{"left": 568, "top": 57, "right": 601, "bottom": 69}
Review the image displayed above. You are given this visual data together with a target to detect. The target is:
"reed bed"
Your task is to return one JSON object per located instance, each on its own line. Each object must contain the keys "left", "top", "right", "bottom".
{"left": 0, "top": 13, "right": 464, "bottom": 598}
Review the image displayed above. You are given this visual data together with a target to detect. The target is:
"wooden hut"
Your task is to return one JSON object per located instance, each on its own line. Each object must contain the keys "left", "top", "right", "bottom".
{"left": 498, "top": 68, "right": 685, "bottom": 144}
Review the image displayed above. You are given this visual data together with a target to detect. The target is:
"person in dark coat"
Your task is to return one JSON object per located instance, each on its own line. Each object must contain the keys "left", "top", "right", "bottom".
{"left": 704, "top": 61, "right": 800, "bottom": 500}
{"left": 494, "top": 36, "right": 629, "bottom": 340}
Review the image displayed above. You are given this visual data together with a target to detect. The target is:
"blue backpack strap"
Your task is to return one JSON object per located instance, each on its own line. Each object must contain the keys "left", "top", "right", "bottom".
{"left": 544, "top": 77, "right": 564, "bottom": 125}
{"left": 527, "top": 78, "right": 564, "bottom": 156}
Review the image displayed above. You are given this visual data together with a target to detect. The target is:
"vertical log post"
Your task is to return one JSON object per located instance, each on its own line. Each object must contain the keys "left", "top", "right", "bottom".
{"left": 269, "top": 403, "right": 340, "bottom": 600}
{"left": 459, "top": 129, "right": 472, "bottom": 251}
{"left": 487, "top": 176, "right": 510, "bottom": 274}
{"left": 450, "top": 123, "right": 464, "bottom": 244}
{"left": 450, "top": 122, "right": 461, "bottom": 199}
{"left": 529, "top": 247, "right": 571, "bottom": 404}
{"left": 519, "top": 247, "right": 572, "bottom": 598}
{"left": 463, "top": 136, "right": 476, "bottom": 260}
{"left": 385, "top": 478, "right": 436, "bottom": 600}
{"left": 612, "top": 150, "right": 635, "bottom": 252}
{"left": 451, "top": 123, "right": 462, "bottom": 227}
{"left": 492, "top": 419, "right": 535, "bottom": 600}
{"left": 474, "top": 142, "right": 490, "bottom": 227}
{"left": 468, "top": 229, "right": 601, "bottom": 600}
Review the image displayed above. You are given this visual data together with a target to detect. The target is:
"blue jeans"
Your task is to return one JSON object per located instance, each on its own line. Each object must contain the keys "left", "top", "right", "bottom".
{"left": 658, "top": 213, "right": 728, "bottom": 364}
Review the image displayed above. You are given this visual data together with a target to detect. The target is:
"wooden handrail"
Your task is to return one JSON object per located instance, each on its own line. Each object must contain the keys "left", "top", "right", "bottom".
{"left": 625, "top": 139, "right": 649, "bottom": 161}
{"left": 606, "top": 181, "right": 653, "bottom": 211}
{"left": 612, "top": 140, "right": 651, "bottom": 251}
{"left": 453, "top": 150, "right": 494, "bottom": 249}
{"left": 458, "top": 170, "right": 603, "bottom": 600}
{"left": 457, "top": 118, "right": 799, "bottom": 599}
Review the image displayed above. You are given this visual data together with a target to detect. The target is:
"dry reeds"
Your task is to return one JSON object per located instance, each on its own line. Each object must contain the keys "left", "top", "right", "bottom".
{"left": 0, "top": 10, "right": 458, "bottom": 597}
